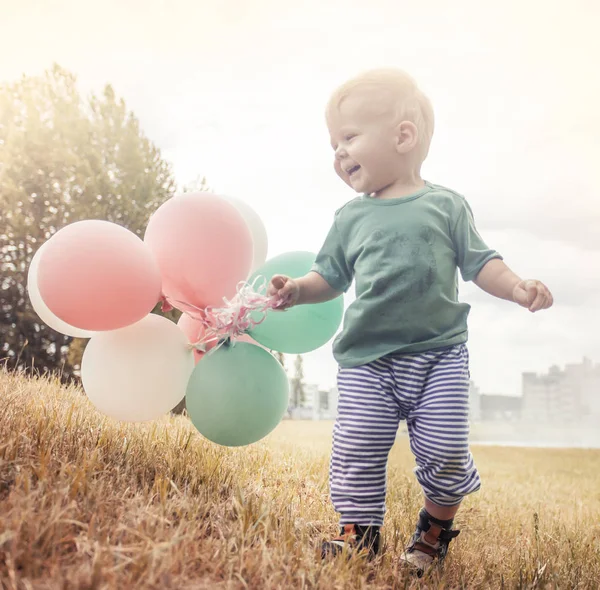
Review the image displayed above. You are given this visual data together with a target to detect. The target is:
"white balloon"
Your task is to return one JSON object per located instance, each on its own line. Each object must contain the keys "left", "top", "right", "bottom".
{"left": 27, "top": 243, "right": 94, "bottom": 338}
{"left": 81, "top": 314, "right": 194, "bottom": 422}
{"left": 221, "top": 195, "right": 268, "bottom": 272}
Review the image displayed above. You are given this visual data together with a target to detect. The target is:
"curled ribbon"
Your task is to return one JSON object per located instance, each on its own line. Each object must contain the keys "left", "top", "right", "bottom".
{"left": 164, "top": 276, "right": 285, "bottom": 355}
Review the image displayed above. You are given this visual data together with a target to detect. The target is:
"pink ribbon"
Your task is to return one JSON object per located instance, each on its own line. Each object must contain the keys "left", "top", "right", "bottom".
{"left": 165, "top": 277, "right": 285, "bottom": 354}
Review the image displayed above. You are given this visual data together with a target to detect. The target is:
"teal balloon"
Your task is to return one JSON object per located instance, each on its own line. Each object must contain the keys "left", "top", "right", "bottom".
{"left": 186, "top": 342, "right": 289, "bottom": 447}
{"left": 248, "top": 251, "right": 344, "bottom": 354}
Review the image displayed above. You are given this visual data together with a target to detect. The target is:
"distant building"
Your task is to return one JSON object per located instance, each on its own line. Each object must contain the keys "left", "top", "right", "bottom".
{"left": 469, "top": 381, "right": 482, "bottom": 421}
{"left": 479, "top": 394, "right": 522, "bottom": 422}
{"left": 469, "top": 381, "right": 521, "bottom": 422}
{"left": 287, "top": 382, "right": 316, "bottom": 420}
{"left": 521, "top": 358, "right": 600, "bottom": 425}
{"left": 314, "top": 386, "right": 338, "bottom": 420}
{"left": 287, "top": 406, "right": 313, "bottom": 420}
{"left": 292, "top": 379, "right": 523, "bottom": 422}
{"left": 287, "top": 383, "right": 338, "bottom": 420}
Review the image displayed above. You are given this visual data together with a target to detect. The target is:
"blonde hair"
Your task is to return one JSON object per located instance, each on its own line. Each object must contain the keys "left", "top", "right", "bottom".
{"left": 327, "top": 68, "right": 435, "bottom": 162}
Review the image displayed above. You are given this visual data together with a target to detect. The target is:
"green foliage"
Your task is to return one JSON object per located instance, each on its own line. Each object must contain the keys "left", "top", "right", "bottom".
{"left": 0, "top": 64, "right": 177, "bottom": 379}
{"left": 274, "top": 351, "right": 286, "bottom": 369}
{"left": 181, "top": 174, "right": 212, "bottom": 194}
{"left": 290, "top": 354, "right": 305, "bottom": 408}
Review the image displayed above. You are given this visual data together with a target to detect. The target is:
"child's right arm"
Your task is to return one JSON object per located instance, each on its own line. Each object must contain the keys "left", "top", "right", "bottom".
{"left": 267, "top": 272, "right": 341, "bottom": 309}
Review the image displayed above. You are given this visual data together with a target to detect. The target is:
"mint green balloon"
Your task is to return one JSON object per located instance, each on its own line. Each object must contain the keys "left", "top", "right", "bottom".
{"left": 186, "top": 342, "right": 289, "bottom": 447}
{"left": 248, "top": 251, "right": 344, "bottom": 354}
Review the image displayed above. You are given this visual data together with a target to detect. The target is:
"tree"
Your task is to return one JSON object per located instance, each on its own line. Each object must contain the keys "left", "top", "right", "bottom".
{"left": 290, "top": 354, "right": 306, "bottom": 408}
{"left": 0, "top": 64, "right": 177, "bottom": 380}
{"left": 181, "top": 174, "right": 212, "bottom": 194}
{"left": 274, "top": 351, "right": 286, "bottom": 370}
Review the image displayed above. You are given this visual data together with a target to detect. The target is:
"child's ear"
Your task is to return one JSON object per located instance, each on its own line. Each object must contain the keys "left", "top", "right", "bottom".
{"left": 395, "top": 121, "right": 419, "bottom": 154}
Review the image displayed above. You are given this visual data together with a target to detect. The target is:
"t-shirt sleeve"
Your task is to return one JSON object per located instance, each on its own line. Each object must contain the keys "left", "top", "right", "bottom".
{"left": 310, "top": 217, "right": 353, "bottom": 293}
{"left": 452, "top": 198, "right": 502, "bottom": 282}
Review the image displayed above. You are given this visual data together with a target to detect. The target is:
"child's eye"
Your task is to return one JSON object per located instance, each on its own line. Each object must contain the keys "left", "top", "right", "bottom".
{"left": 345, "top": 134, "right": 356, "bottom": 141}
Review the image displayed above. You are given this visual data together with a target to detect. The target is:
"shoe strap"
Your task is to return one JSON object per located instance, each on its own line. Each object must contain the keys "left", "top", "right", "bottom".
{"left": 332, "top": 524, "right": 358, "bottom": 544}
{"left": 439, "top": 528, "right": 460, "bottom": 542}
{"left": 423, "top": 522, "right": 443, "bottom": 545}
{"left": 410, "top": 526, "right": 460, "bottom": 556}
{"left": 412, "top": 541, "right": 438, "bottom": 556}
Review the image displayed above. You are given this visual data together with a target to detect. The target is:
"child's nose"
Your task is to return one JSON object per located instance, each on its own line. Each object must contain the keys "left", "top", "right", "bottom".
{"left": 335, "top": 146, "right": 348, "bottom": 160}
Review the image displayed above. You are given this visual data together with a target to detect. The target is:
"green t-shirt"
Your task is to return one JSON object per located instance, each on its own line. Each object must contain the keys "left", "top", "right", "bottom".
{"left": 311, "top": 181, "right": 502, "bottom": 367}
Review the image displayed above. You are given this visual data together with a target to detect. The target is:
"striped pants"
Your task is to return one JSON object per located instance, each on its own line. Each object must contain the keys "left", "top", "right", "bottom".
{"left": 330, "top": 344, "right": 480, "bottom": 527}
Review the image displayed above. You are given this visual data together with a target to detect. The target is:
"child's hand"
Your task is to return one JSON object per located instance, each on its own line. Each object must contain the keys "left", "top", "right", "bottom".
{"left": 267, "top": 275, "right": 300, "bottom": 310}
{"left": 512, "top": 280, "right": 553, "bottom": 312}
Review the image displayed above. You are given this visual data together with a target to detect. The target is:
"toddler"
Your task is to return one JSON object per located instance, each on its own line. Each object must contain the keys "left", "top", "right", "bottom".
{"left": 267, "top": 69, "right": 553, "bottom": 576}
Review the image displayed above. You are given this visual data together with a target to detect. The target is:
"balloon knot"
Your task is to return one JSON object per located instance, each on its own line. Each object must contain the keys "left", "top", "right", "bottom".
{"left": 180, "top": 276, "right": 282, "bottom": 353}
{"left": 160, "top": 294, "right": 174, "bottom": 313}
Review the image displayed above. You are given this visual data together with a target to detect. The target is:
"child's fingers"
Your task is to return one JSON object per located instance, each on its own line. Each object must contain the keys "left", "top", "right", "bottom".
{"left": 272, "top": 275, "right": 287, "bottom": 289}
{"left": 272, "top": 290, "right": 294, "bottom": 311}
{"left": 529, "top": 291, "right": 546, "bottom": 312}
{"left": 268, "top": 275, "right": 287, "bottom": 296}
{"left": 524, "top": 281, "right": 538, "bottom": 303}
{"left": 513, "top": 285, "right": 529, "bottom": 307}
{"left": 528, "top": 283, "right": 552, "bottom": 312}
{"left": 515, "top": 280, "right": 553, "bottom": 312}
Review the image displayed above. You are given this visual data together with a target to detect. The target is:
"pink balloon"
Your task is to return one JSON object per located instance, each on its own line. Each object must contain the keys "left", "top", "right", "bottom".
{"left": 177, "top": 313, "right": 215, "bottom": 363}
{"left": 37, "top": 221, "right": 162, "bottom": 331}
{"left": 144, "top": 193, "right": 253, "bottom": 313}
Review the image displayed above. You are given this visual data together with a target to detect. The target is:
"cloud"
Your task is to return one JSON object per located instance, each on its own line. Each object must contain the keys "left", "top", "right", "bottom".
{"left": 461, "top": 230, "right": 600, "bottom": 308}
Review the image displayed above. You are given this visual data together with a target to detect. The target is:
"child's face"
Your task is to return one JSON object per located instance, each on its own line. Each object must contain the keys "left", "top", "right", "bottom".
{"left": 327, "top": 92, "right": 401, "bottom": 195}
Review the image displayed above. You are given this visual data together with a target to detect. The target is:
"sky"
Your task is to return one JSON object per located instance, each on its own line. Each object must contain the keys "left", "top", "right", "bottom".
{"left": 1, "top": 0, "right": 599, "bottom": 396}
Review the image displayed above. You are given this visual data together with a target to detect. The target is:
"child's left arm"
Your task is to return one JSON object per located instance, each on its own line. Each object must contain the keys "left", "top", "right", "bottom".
{"left": 473, "top": 258, "right": 553, "bottom": 312}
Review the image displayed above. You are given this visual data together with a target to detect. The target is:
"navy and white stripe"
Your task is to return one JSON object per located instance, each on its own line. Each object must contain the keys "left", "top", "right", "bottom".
{"left": 330, "top": 344, "right": 480, "bottom": 526}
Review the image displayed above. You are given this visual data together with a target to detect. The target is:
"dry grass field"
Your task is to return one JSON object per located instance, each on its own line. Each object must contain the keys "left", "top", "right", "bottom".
{"left": 1, "top": 368, "right": 599, "bottom": 589}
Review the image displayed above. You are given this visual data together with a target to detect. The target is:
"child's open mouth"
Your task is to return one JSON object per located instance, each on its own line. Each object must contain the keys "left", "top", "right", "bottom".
{"left": 348, "top": 165, "right": 361, "bottom": 176}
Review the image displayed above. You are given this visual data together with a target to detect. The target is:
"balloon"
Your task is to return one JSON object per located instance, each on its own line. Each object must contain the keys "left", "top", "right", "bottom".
{"left": 177, "top": 313, "right": 215, "bottom": 363}
{"left": 178, "top": 313, "right": 269, "bottom": 364}
{"left": 221, "top": 195, "right": 268, "bottom": 272}
{"left": 37, "top": 220, "right": 162, "bottom": 331}
{"left": 27, "top": 243, "right": 94, "bottom": 338}
{"left": 81, "top": 314, "right": 194, "bottom": 422}
{"left": 248, "top": 251, "right": 344, "bottom": 354}
{"left": 235, "top": 333, "right": 268, "bottom": 350}
{"left": 144, "top": 193, "right": 253, "bottom": 313}
{"left": 186, "top": 342, "right": 289, "bottom": 446}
